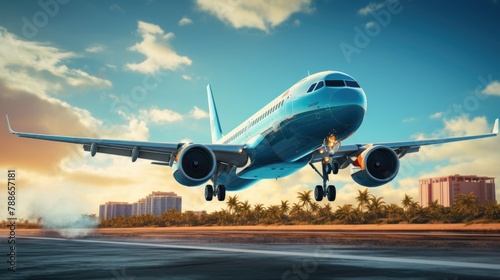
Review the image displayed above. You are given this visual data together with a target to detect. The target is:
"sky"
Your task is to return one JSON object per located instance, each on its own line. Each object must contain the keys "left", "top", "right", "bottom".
{"left": 0, "top": 0, "right": 499, "bottom": 223}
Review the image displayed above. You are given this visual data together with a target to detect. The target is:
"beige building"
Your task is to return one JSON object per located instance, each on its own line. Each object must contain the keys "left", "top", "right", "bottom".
{"left": 99, "top": 201, "right": 132, "bottom": 219}
{"left": 101, "top": 191, "right": 182, "bottom": 219}
{"left": 419, "top": 174, "right": 496, "bottom": 207}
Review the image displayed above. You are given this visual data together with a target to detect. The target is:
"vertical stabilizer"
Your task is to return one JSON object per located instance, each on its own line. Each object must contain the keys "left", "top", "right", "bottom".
{"left": 207, "top": 85, "right": 223, "bottom": 143}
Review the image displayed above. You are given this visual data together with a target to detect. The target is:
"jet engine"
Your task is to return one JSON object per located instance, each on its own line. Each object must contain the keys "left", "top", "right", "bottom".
{"left": 172, "top": 144, "right": 217, "bottom": 186}
{"left": 351, "top": 145, "right": 399, "bottom": 187}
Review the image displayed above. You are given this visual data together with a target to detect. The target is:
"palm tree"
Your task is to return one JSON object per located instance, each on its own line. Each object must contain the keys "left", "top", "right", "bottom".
{"left": 425, "top": 200, "right": 445, "bottom": 222}
{"left": 265, "top": 205, "right": 281, "bottom": 224}
{"left": 239, "top": 200, "right": 252, "bottom": 225}
{"left": 280, "top": 200, "right": 290, "bottom": 216}
{"left": 366, "top": 195, "right": 387, "bottom": 222}
{"left": 316, "top": 203, "right": 333, "bottom": 224}
{"left": 355, "top": 189, "right": 370, "bottom": 211}
{"left": 483, "top": 200, "right": 500, "bottom": 220}
{"left": 451, "top": 192, "right": 479, "bottom": 222}
{"left": 386, "top": 203, "right": 404, "bottom": 223}
{"left": 297, "top": 190, "right": 313, "bottom": 213}
{"left": 401, "top": 194, "right": 416, "bottom": 223}
{"left": 290, "top": 202, "right": 304, "bottom": 223}
{"left": 226, "top": 195, "right": 240, "bottom": 215}
{"left": 239, "top": 200, "right": 251, "bottom": 211}
{"left": 401, "top": 194, "right": 414, "bottom": 212}
{"left": 253, "top": 203, "right": 265, "bottom": 224}
{"left": 335, "top": 204, "right": 358, "bottom": 224}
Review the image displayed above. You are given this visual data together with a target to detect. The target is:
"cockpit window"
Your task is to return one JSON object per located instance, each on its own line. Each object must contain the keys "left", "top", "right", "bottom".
{"left": 306, "top": 83, "right": 317, "bottom": 93}
{"left": 325, "top": 80, "right": 345, "bottom": 87}
{"left": 345, "top": 80, "right": 360, "bottom": 88}
{"left": 314, "top": 81, "right": 324, "bottom": 91}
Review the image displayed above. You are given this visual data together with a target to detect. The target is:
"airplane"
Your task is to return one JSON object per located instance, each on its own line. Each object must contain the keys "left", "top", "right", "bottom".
{"left": 6, "top": 71, "right": 499, "bottom": 202}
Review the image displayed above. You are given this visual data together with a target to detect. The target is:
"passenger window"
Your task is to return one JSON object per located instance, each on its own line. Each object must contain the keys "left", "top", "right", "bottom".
{"left": 314, "top": 81, "right": 324, "bottom": 90}
{"left": 307, "top": 83, "right": 317, "bottom": 93}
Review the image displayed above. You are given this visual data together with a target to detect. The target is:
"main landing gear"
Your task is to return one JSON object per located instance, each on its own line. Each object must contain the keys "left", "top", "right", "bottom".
{"left": 204, "top": 173, "right": 226, "bottom": 201}
{"left": 310, "top": 160, "right": 338, "bottom": 202}
{"left": 204, "top": 185, "right": 226, "bottom": 201}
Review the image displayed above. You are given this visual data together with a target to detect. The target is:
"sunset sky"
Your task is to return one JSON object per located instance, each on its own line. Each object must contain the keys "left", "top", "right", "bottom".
{"left": 0, "top": 0, "right": 499, "bottom": 223}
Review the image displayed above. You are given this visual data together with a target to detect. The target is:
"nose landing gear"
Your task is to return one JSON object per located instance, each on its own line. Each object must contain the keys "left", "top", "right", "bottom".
{"left": 310, "top": 160, "right": 338, "bottom": 202}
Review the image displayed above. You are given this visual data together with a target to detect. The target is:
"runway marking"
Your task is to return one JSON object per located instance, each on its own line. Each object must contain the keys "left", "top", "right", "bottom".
{"left": 22, "top": 236, "right": 500, "bottom": 271}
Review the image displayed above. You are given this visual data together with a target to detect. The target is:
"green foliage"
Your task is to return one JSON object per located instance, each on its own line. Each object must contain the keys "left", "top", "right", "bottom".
{"left": 95, "top": 190, "right": 500, "bottom": 227}
{"left": 8, "top": 191, "right": 498, "bottom": 228}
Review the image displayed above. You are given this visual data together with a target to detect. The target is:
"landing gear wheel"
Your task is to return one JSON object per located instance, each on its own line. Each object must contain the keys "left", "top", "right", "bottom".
{"left": 332, "top": 163, "right": 339, "bottom": 175}
{"left": 314, "top": 185, "right": 324, "bottom": 201}
{"left": 217, "top": 185, "right": 226, "bottom": 201}
{"left": 327, "top": 185, "right": 336, "bottom": 202}
{"left": 205, "top": 185, "right": 213, "bottom": 201}
{"left": 325, "top": 163, "right": 332, "bottom": 174}
{"left": 332, "top": 162, "right": 339, "bottom": 175}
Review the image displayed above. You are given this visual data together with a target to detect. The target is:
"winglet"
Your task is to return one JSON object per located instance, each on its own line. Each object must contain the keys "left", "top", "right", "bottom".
{"left": 207, "top": 85, "right": 223, "bottom": 143}
{"left": 5, "top": 115, "right": 16, "bottom": 134}
{"left": 493, "top": 118, "right": 499, "bottom": 135}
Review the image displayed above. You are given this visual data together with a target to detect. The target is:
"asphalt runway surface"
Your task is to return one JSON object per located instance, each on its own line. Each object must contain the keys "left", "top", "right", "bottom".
{"left": 3, "top": 233, "right": 500, "bottom": 280}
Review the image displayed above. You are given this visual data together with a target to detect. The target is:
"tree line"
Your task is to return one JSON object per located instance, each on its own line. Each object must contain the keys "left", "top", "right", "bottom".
{"left": 98, "top": 190, "right": 500, "bottom": 227}
{"left": 3, "top": 189, "right": 499, "bottom": 229}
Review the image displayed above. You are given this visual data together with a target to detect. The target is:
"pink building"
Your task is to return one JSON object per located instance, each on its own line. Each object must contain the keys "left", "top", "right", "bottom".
{"left": 419, "top": 174, "right": 496, "bottom": 207}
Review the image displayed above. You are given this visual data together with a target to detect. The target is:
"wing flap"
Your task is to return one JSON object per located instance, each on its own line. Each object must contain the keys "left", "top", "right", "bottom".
{"left": 82, "top": 145, "right": 172, "bottom": 163}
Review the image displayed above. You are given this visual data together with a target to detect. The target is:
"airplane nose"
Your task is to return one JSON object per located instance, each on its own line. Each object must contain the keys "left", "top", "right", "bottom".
{"left": 328, "top": 88, "right": 366, "bottom": 126}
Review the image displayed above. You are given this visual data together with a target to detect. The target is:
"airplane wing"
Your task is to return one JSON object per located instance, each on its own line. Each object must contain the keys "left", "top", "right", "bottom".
{"left": 5, "top": 115, "right": 248, "bottom": 167}
{"left": 310, "top": 118, "right": 499, "bottom": 167}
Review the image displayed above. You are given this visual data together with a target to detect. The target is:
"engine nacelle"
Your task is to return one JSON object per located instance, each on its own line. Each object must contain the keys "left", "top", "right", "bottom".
{"left": 172, "top": 144, "right": 217, "bottom": 186}
{"left": 351, "top": 145, "right": 400, "bottom": 187}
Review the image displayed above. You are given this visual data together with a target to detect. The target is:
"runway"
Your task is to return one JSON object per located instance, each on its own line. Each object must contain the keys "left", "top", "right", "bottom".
{"left": 3, "top": 235, "right": 500, "bottom": 279}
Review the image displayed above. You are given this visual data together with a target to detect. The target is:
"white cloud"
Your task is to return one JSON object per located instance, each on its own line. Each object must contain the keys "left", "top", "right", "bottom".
{"left": 182, "top": 74, "right": 192, "bottom": 81}
{"left": 358, "top": 2, "right": 385, "bottom": 16}
{"left": 85, "top": 44, "right": 105, "bottom": 53}
{"left": 190, "top": 106, "right": 209, "bottom": 119}
{"left": 126, "top": 21, "right": 192, "bottom": 74}
{"left": 0, "top": 27, "right": 111, "bottom": 98}
{"left": 195, "top": 0, "right": 312, "bottom": 32}
{"left": 429, "top": 112, "right": 443, "bottom": 119}
{"left": 481, "top": 80, "right": 500, "bottom": 96}
{"left": 293, "top": 19, "right": 301, "bottom": 26}
{"left": 106, "top": 64, "right": 117, "bottom": 70}
{"left": 402, "top": 117, "right": 416, "bottom": 123}
{"left": 110, "top": 4, "right": 123, "bottom": 12}
{"left": 120, "top": 105, "right": 208, "bottom": 126}
{"left": 179, "top": 17, "right": 193, "bottom": 26}
{"left": 140, "top": 107, "right": 184, "bottom": 124}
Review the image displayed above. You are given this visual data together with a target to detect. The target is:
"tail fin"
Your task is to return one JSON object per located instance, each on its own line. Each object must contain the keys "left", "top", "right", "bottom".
{"left": 207, "top": 85, "right": 223, "bottom": 143}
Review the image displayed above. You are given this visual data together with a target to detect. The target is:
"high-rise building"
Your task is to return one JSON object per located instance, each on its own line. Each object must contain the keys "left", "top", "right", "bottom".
{"left": 131, "top": 198, "right": 147, "bottom": 216}
{"left": 99, "top": 204, "right": 105, "bottom": 220}
{"left": 99, "top": 201, "right": 133, "bottom": 219}
{"left": 145, "top": 191, "right": 182, "bottom": 215}
{"left": 99, "top": 192, "right": 182, "bottom": 219}
{"left": 139, "top": 198, "right": 146, "bottom": 215}
{"left": 419, "top": 174, "right": 496, "bottom": 207}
